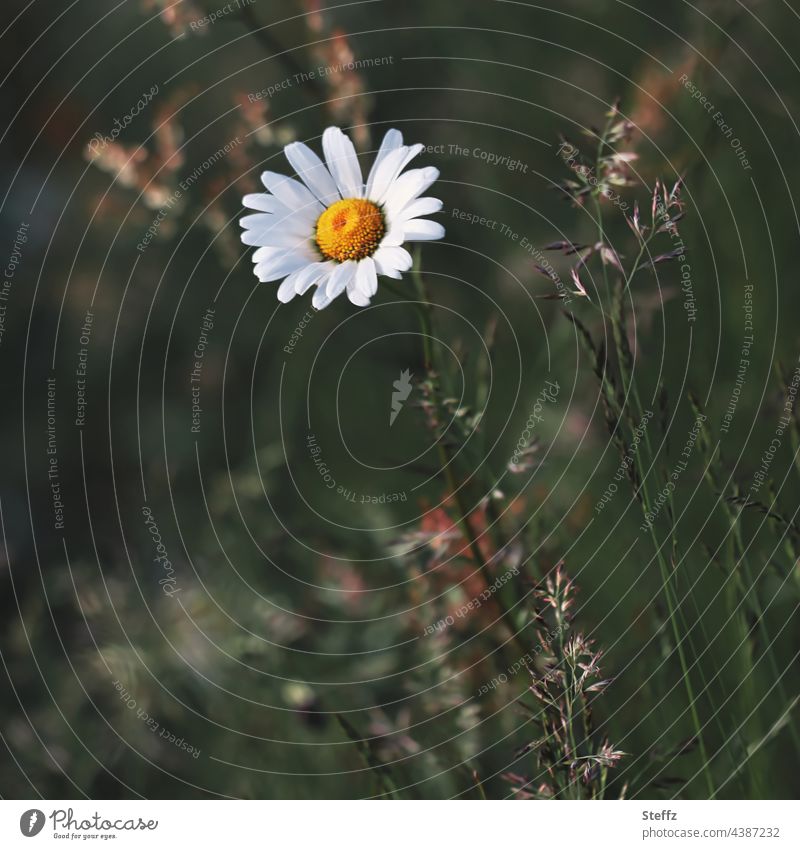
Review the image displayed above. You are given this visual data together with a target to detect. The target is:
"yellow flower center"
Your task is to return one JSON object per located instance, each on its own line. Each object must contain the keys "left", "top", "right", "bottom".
{"left": 315, "top": 198, "right": 384, "bottom": 262}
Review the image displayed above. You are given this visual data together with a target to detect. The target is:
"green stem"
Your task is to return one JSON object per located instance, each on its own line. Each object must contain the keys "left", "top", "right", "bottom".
{"left": 608, "top": 261, "right": 716, "bottom": 797}
{"left": 409, "top": 254, "right": 529, "bottom": 658}
{"left": 729, "top": 500, "right": 800, "bottom": 754}
{"left": 586, "top": 127, "right": 715, "bottom": 793}
{"left": 639, "top": 477, "right": 716, "bottom": 796}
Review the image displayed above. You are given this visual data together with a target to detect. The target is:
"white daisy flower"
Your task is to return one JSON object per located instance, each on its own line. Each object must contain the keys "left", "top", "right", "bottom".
{"left": 240, "top": 127, "right": 445, "bottom": 309}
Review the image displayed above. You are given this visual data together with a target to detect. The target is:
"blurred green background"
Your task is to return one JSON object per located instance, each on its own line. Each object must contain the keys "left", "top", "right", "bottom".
{"left": 1, "top": 0, "right": 798, "bottom": 799}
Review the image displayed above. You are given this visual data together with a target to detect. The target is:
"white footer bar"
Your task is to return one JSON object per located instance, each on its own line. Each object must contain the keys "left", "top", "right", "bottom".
{"left": 1, "top": 800, "right": 797, "bottom": 848}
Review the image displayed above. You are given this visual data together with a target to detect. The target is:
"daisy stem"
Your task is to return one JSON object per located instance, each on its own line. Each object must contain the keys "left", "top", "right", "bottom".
{"left": 409, "top": 252, "right": 528, "bottom": 658}
{"left": 380, "top": 279, "right": 415, "bottom": 303}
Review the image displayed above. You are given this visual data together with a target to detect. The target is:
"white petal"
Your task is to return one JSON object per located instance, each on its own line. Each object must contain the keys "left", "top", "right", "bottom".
{"left": 373, "top": 264, "right": 401, "bottom": 279}
{"left": 372, "top": 251, "right": 402, "bottom": 278}
{"left": 242, "top": 228, "right": 272, "bottom": 246}
{"left": 401, "top": 219, "right": 445, "bottom": 241}
{"left": 379, "top": 226, "right": 405, "bottom": 248}
{"left": 245, "top": 225, "right": 312, "bottom": 247}
{"left": 383, "top": 167, "right": 440, "bottom": 218}
{"left": 373, "top": 246, "right": 412, "bottom": 277}
{"left": 254, "top": 248, "right": 313, "bottom": 282}
{"left": 241, "top": 206, "right": 315, "bottom": 244}
{"left": 355, "top": 257, "right": 377, "bottom": 298}
{"left": 240, "top": 212, "right": 275, "bottom": 230}
{"left": 367, "top": 144, "right": 424, "bottom": 204}
{"left": 322, "top": 127, "right": 363, "bottom": 199}
{"left": 365, "top": 147, "right": 407, "bottom": 202}
{"left": 277, "top": 268, "right": 306, "bottom": 302}
{"left": 347, "top": 287, "right": 371, "bottom": 306}
{"left": 241, "top": 211, "right": 310, "bottom": 235}
{"left": 252, "top": 243, "right": 315, "bottom": 264}
{"left": 260, "top": 171, "right": 323, "bottom": 219}
{"left": 364, "top": 129, "right": 403, "bottom": 198}
{"left": 243, "top": 193, "right": 288, "bottom": 214}
{"left": 293, "top": 261, "right": 334, "bottom": 295}
{"left": 241, "top": 219, "right": 311, "bottom": 247}
{"left": 325, "top": 260, "right": 357, "bottom": 299}
{"left": 252, "top": 245, "right": 286, "bottom": 263}
{"left": 253, "top": 230, "right": 315, "bottom": 250}
{"left": 399, "top": 196, "right": 443, "bottom": 220}
{"left": 284, "top": 141, "right": 340, "bottom": 205}
{"left": 312, "top": 282, "right": 335, "bottom": 310}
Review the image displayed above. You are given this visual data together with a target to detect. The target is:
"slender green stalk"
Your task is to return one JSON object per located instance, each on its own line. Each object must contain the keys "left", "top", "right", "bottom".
{"left": 613, "top": 275, "right": 757, "bottom": 792}
{"left": 729, "top": 501, "right": 800, "bottom": 754}
{"left": 695, "top": 420, "right": 800, "bottom": 758}
{"left": 637, "top": 468, "right": 716, "bottom": 796}
{"left": 584, "top": 122, "right": 715, "bottom": 794}
{"left": 602, "top": 342, "right": 716, "bottom": 789}
{"left": 472, "top": 770, "right": 487, "bottom": 800}
{"left": 407, "top": 254, "right": 529, "bottom": 658}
